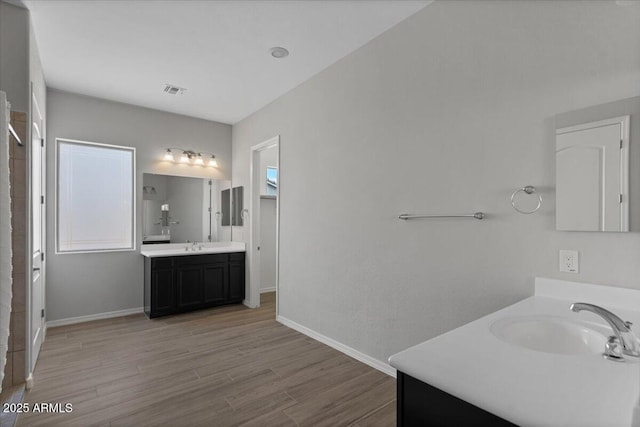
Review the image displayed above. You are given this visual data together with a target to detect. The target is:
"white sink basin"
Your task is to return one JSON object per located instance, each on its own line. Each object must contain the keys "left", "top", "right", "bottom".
{"left": 490, "top": 315, "right": 607, "bottom": 355}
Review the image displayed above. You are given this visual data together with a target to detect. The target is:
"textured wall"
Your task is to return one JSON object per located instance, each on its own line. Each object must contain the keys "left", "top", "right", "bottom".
{"left": 232, "top": 1, "right": 640, "bottom": 365}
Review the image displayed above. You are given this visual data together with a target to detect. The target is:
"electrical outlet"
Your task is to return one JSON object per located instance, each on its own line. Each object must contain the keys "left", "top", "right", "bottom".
{"left": 559, "top": 250, "right": 579, "bottom": 273}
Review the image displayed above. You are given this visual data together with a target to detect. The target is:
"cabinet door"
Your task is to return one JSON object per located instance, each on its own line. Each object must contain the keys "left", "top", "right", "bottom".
{"left": 398, "top": 372, "right": 517, "bottom": 426}
{"left": 203, "top": 263, "right": 227, "bottom": 306}
{"left": 229, "top": 261, "right": 245, "bottom": 302}
{"left": 176, "top": 265, "right": 204, "bottom": 310}
{"left": 151, "top": 268, "right": 175, "bottom": 316}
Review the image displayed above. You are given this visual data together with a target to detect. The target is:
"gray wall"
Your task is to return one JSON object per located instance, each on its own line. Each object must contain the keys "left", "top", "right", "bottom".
{"left": 0, "top": 2, "right": 29, "bottom": 113}
{"left": 29, "top": 17, "right": 45, "bottom": 123}
{"left": 46, "top": 89, "right": 231, "bottom": 321}
{"left": 232, "top": 1, "right": 640, "bottom": 365}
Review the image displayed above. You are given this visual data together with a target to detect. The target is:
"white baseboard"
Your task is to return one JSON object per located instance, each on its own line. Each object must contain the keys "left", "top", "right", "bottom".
{"left": 276, "top": 315, "right": 396, "bottom": 378}
{"left": 243, "top": 300, "right": 258, "bottom": 309}
{"left": 25, "top": 374, "right": 34, "bottom": 390}
{"left": 47, "top": 307, "right": 143, "bottom": 328}
{"left": 260, "top": 287, "right": 276, "bottom": 293}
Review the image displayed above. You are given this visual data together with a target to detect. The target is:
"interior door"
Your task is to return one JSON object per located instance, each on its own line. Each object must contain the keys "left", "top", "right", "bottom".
{"left": 30, "top": 93, "right": 45, "bottom": 370}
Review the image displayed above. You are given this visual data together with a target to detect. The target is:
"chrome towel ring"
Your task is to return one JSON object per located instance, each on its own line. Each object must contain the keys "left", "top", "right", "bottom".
{"left": 511, "top": 185, "right": 542, "bottom": 214}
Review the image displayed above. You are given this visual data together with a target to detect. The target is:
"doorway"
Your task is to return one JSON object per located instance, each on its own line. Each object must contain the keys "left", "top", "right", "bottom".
{"left": 248, "top": 136, "right": 279, "bottom": 315}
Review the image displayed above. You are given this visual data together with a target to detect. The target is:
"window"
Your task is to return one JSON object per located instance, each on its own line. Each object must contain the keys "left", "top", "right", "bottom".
{"left": 56, "top": 138, "right": 135, "bottom": 253}
{"left": 266, "top": 166, "right": 278, "bottom": 196}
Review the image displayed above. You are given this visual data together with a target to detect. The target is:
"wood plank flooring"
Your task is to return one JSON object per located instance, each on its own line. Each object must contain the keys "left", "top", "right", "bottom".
{"left": 17, "top": 293, "right": 396, "bottom": 426}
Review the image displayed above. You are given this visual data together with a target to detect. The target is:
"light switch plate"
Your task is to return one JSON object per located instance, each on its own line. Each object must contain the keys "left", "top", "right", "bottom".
{"left": 559, "top": 250, "right": 579, "bottom": 273}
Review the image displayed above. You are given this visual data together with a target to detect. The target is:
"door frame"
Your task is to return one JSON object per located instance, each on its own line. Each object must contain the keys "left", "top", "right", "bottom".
{"left": 248, "top": 136, "right": 279, "bottom": 315}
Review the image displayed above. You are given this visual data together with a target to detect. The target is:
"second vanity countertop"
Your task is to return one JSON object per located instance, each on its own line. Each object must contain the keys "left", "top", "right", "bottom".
{"left": 140, "top": 241, "right": 246, "bottom": 258}
{"left": 388, "top": 278, "right": 640, "bottom": 427}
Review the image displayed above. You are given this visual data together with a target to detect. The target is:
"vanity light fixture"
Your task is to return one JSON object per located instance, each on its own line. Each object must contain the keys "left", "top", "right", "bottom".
{"left": 163, "top": 148, "right": 218, "bottom": 168}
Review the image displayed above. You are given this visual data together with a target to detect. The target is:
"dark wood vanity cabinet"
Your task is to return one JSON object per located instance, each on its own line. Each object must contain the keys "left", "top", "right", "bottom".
{"left": 146, "top": 257, "right": 175, "bottom": 317}
{"left": 228, "top": 254, "right": 245, "bottom": 301}
{"left": 144, "top": 253, "right": 245, "bottom": 318}
{"left": 397, "top": 372, "right": 517, "bottom": 427}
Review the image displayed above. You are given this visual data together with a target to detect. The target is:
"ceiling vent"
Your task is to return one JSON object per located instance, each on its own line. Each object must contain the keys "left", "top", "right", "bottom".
{"left": 163, "top": 84, "right": 186, "bottom": 95}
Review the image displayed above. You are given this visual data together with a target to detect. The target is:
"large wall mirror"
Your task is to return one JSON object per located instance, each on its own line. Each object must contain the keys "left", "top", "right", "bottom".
{"left": 142, "top": 173, "right": 232, "bottom": 243}
{"left": 555, "top": 96, "right": 640, "bottom": 232}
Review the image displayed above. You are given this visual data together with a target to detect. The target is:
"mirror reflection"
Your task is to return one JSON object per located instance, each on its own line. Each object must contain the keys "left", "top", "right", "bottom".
{"left": 555, "top": 96, "right": 639, "bottom": 232}
{"left": 142, "top": 173, "right": 232, "bottom": 243}
{"left": 232, "top": 186, "right": 244, "bottom": 226}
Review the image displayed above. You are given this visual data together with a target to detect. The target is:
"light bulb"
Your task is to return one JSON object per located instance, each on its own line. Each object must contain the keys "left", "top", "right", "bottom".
{"left": 208, "top": 156, "right": 218, "bottom": 167}
{"left": 164, "top": 149, "right": 174, "bottom": 161}
{"left": 180, "top": 152, "right": 189, "bottom": 163}
{"left": 195, "top": 154, "right": 204, "bottom": 165}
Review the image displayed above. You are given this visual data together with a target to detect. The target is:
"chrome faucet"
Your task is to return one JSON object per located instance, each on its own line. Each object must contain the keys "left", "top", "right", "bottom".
{"left": 570, "top": 302, "right": 640, "bottom": 361}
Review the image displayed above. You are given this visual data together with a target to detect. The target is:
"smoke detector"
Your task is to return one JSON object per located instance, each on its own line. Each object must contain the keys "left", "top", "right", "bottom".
{"left": 163, "top": 84, "right": 186, "bottom": 95}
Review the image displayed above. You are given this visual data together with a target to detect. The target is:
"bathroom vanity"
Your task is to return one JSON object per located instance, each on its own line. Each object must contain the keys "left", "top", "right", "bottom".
{"left": 141, "top": 243, "right": 246, "bottom": 318}
{"left": 389, "top": 278, "right": 640, "bottom": 427}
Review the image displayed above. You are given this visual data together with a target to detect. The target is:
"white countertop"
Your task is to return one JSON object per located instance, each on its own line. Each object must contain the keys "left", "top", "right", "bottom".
{"left": 388, "top": 278, "right": 640, "bottom": 427}
{"left": 140, "top": 241, "right": 246, "bottom": 258}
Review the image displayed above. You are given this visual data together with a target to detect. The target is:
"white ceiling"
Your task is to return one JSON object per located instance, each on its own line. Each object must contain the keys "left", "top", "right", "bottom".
{"left": 24, "top": 0, "right": 430, "bottom": 124}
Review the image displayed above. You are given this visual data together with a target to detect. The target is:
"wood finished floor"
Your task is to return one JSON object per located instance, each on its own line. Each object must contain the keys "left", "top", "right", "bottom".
{"left": 17, "top": 293, "right": 396, "bottom": 426}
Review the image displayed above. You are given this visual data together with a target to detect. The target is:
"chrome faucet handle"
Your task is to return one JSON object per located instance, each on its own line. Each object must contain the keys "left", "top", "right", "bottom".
{"left": 604, "top": 336, "right": 625, "bottom": 362}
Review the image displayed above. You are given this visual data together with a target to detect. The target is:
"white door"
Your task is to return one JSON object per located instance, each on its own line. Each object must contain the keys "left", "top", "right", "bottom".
{"left": 30, "top": 94, "right": 45, "bottom": 370}
{"left": 556, "top": 116, "right": 629, "bottom": 232}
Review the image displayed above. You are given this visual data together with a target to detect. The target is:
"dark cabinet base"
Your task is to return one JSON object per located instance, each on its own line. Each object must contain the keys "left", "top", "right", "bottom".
{"left": 144, "top": 252, "right": 245, "bottom": 318}
{"left": 397, "top": 372, "right": 517, "bottom": 427}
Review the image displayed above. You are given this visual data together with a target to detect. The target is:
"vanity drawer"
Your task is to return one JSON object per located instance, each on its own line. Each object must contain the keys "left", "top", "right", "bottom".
{"left": 151, "top": 257, "right": 173, "bottom": 270}
{"left": 174, "top": 254, "right": 228, "bottom": 266}
{"left": 229, "top": 253, "right": 245, "bottom": 262}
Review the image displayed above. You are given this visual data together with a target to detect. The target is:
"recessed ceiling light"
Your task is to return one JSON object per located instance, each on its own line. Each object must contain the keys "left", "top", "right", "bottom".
{"left": 270, "top": 47, "right": 289, "bottom": 59}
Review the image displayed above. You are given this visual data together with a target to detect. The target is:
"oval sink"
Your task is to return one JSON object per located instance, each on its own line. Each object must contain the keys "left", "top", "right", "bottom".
{"left": 490, "top": 315, "right": 607, "bottom": 355}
